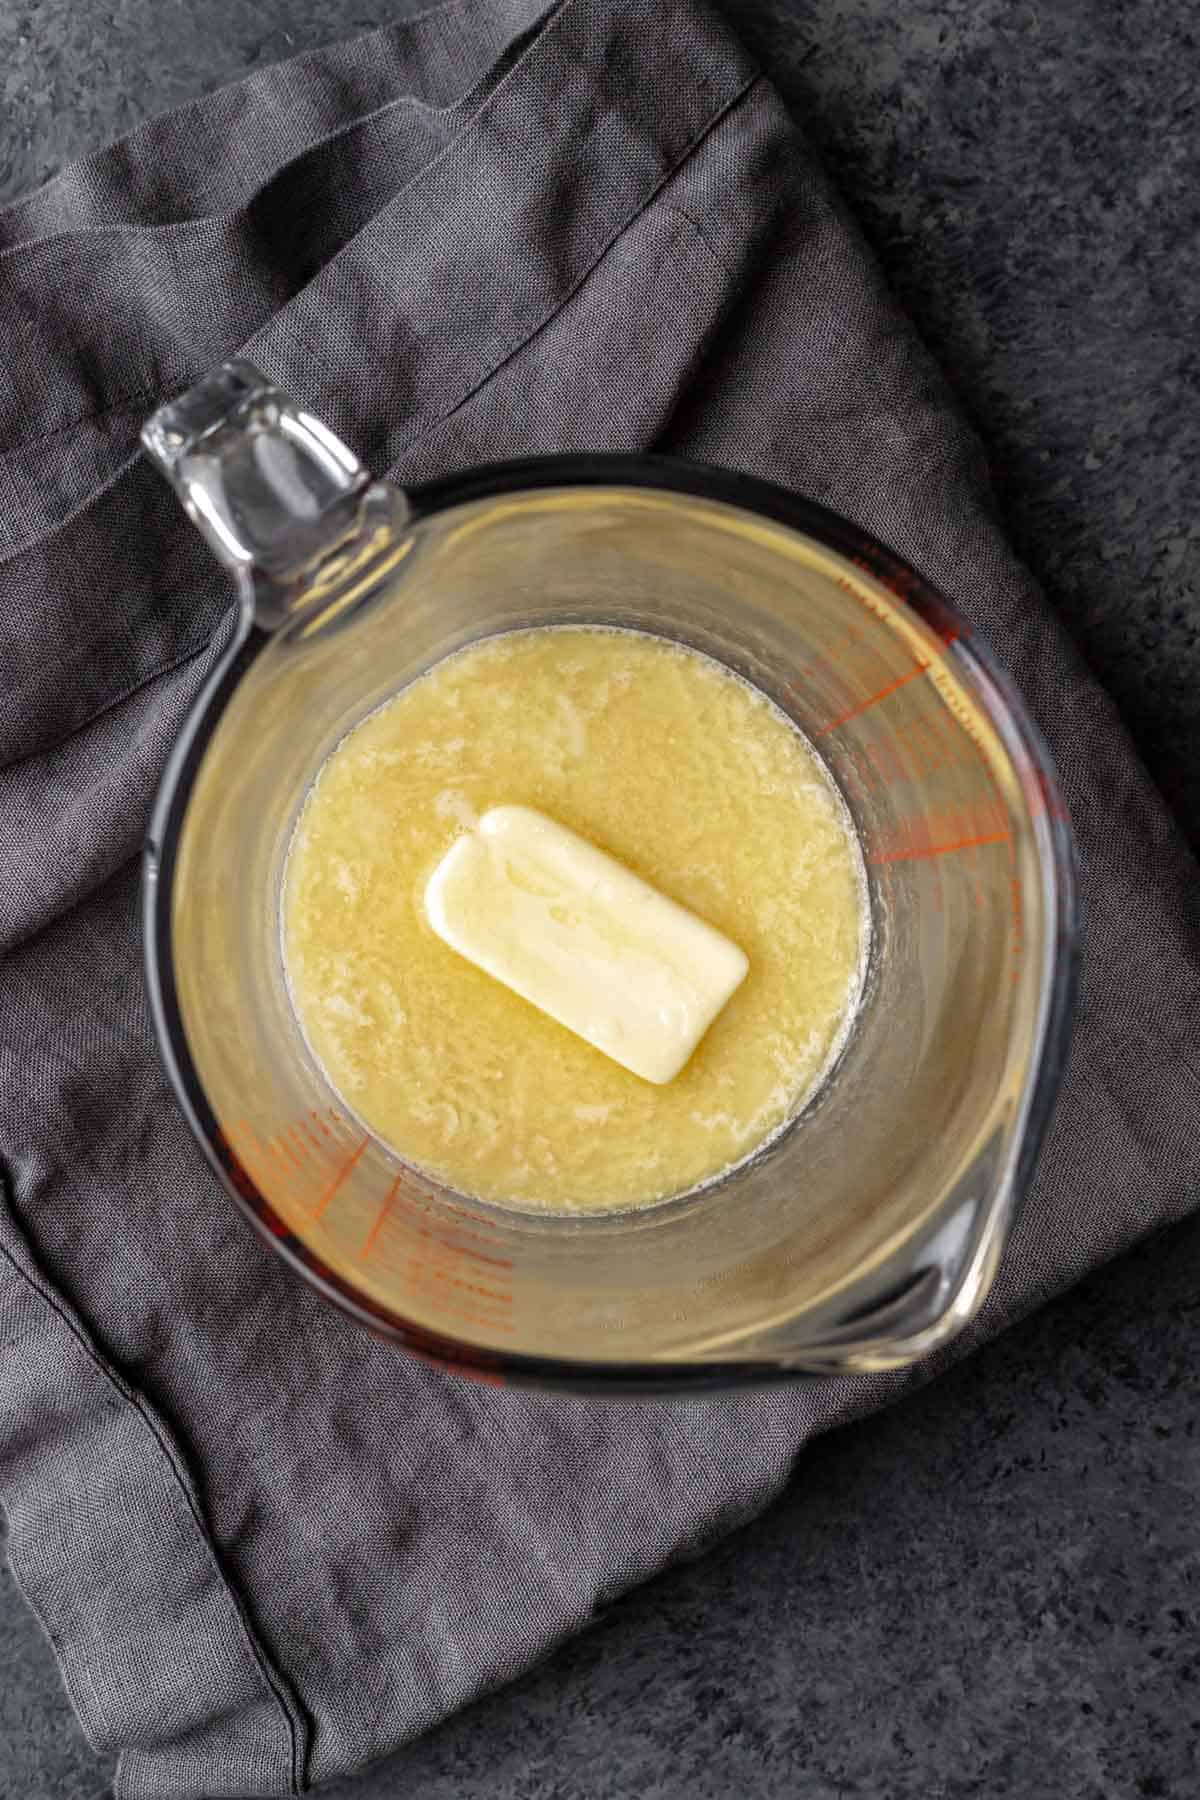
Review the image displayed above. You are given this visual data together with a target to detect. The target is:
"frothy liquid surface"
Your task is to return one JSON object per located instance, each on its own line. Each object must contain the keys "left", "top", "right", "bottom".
{"left": 283, "top": 628, "right": 867, "bottom": 1213}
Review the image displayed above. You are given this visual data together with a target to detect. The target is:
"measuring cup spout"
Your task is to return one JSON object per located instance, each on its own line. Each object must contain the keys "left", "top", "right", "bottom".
{"left": 141, "top": 360, "right": 409, "bottom": 631}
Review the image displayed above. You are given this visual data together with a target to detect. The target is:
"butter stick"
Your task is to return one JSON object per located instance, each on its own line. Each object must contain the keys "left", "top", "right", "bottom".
{"left": 424, "top": 805, "right": 748, "bottom": 1084}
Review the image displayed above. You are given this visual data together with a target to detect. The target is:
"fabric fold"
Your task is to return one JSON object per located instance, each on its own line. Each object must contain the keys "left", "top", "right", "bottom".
{"left": 1, "top": 2, "right": 1197, "bottom": 1797}
{"left": 0, "top": 0, "right": 754, "bottom": 765}
{"left": 0, "top": 1148, "right": 308, "bottom": 1796}
{"left": 0, "top": 3, "right": 543, "bottom": 251}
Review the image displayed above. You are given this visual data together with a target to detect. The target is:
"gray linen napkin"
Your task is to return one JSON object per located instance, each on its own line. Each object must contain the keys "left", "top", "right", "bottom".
{"left": 1, "top": 1, "right": 1197, "bottom": 1794}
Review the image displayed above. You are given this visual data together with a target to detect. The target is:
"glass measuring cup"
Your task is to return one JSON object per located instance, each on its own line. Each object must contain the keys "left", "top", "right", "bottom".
{"left": 142, "top": 361, "right": 1076, "bottom": 1391}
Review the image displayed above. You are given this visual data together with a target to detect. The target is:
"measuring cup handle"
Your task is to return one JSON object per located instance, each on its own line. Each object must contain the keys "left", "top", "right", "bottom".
{"left": 141, "top": 360, "right": 407, "bottom": 629}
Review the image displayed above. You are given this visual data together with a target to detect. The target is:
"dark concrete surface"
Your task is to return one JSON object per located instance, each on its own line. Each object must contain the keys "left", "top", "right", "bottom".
{"left": 1, "top": 2, "right": 1197, "bottom": 1796}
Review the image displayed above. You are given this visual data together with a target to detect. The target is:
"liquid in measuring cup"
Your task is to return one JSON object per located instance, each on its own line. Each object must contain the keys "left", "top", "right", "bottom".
{"left": 282, "top": 626, "right": 869, "bottom": 1213}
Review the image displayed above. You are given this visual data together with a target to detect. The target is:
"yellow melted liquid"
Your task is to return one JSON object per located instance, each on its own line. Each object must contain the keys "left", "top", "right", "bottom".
{"left": 283, "top": 628, "right": 867, "bottom": 1213}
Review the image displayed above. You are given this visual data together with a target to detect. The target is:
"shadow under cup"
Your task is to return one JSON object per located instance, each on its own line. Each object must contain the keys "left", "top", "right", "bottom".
{"left": 148, "top": 468, "right": 1075, "bottom": 1389}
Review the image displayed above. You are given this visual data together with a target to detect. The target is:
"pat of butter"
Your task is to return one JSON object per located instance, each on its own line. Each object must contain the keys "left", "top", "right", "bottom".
{"left": 424, "top": 805, "right": 749, "bottom": 1084}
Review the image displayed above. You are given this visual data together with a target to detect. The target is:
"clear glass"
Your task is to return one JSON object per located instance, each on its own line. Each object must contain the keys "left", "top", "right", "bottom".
{"left": 142, "top": 366, "right": 1076, "bottom": 1392}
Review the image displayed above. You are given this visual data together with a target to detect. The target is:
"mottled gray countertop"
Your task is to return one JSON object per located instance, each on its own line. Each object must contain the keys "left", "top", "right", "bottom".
{"left": 2, "top": 2, "right": 1198, "bottom": 1796}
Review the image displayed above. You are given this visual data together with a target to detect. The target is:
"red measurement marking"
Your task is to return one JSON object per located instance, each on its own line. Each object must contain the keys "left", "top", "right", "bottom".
{"left": 286, "top": 1127, "right": 311, "bottom": 1162}
{"left": 310, "top": 1135, "right": 370, "bottom": 1223}
{"left": 230, "top": 1118, "right": 260, "bottom": 1161}
{"left": 846, "top": 554, "right": 968, "bottom": 646}
{"left": 273, "top": 1134, "right": 305, "bottom": 1171}
{"left": 398, "top": 1185, "right": 505, "bottom": 1243}
{"left": 406, "top": 1245, "right": 510, "bottom": 1303}
{"left": 233, "top": 1124, "right": 269, "bottom": 1171}
{"left": 363, "top": 1174, "right": 403, "bottom": 1259}
{"left": 815, "top": 661, "right": 930, "bottom": 737}
{"left": 403, "top": 1261, "right": 511, "bottom": 1305}
{"left": 834, "top": 568, "right": 892, "bottom": 619}
{"left": 869, "top": 830, "right": 1012, "bottom": 864}
{"left": 410, "top": 1216, "right": 509, "bottom": 1258}
{"left": 310, "top": 1111, "right": 334, "bottom": 1139}
{"left": 402, "top": 1260, "right": 514, "bottom": 1322}
{"left": 362, "top": 1175, "right": 514, "bottom": 1265}
{"left": 404, "top": 1222, "right": 513, "bottom": 1271}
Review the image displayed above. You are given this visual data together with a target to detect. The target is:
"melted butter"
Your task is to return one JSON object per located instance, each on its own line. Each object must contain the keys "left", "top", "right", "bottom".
{"left": 283, "top": 627, "right": 868, "bottom": 1213}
